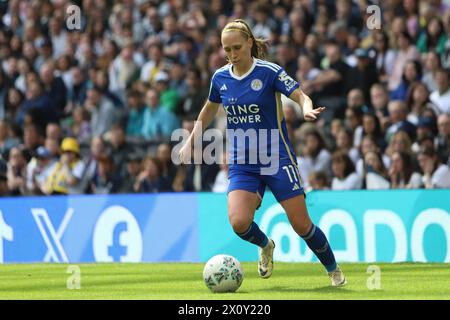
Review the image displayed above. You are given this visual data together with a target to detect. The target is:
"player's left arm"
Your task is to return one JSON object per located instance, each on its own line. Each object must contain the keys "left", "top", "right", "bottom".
{"left": 288, "top": 88, "right": 325, "bottom": 121}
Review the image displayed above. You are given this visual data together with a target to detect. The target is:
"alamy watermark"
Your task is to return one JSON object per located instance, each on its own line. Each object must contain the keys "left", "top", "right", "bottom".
{"left": 171, "top": 123, "right": 281, "bottom": 175}
{"left": 366, "top": 265, "right": 381, "bottom": 290}
{"left": 366, "top": 5, "right": 381, "bottom": 30}
{"left": 67, "top": 265, "right": 81, "bottom": 289}
{"left": 66, "top": 4, "right": 81, "bottom": 31}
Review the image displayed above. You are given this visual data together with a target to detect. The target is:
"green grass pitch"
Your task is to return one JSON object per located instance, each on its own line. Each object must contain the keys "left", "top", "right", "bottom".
{"left": 0, "top": 263, "right": 448, "bottom": 299}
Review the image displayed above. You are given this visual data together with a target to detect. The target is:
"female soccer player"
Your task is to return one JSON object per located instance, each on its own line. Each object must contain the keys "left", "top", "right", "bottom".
{"left": 179, "top": 19, "right": 346, "bottom": 286}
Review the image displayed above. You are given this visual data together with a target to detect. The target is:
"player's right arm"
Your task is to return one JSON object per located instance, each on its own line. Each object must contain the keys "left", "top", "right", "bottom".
{"left": 178, "top": 100, "right": 220, "bottom": 164}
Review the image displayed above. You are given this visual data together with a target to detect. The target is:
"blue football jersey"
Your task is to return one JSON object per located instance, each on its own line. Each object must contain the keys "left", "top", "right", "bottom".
{"left": 208, "top": 58, "right": 299, "bottom": 172}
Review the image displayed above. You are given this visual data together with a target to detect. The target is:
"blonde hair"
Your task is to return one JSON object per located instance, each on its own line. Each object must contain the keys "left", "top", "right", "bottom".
{"left": 222, "top": 19, "right": 268, "bottom": 60}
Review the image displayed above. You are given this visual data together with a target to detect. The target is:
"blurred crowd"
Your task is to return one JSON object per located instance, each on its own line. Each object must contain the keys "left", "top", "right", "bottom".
{"left": 0, "top": 0, "right": 449, "bottom": 197}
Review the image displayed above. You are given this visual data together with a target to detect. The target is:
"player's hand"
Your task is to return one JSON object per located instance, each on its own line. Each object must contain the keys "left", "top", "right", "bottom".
{"left": 178, "top": 143, "right": 192, "bottom": 165}
{"left": 304, "top": 107, "right": 326, "bottom": 121}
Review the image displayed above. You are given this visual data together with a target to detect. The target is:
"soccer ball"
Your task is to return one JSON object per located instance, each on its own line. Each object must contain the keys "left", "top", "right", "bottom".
{"left": 203, "top": 254, "right": 244, "bottom": 293}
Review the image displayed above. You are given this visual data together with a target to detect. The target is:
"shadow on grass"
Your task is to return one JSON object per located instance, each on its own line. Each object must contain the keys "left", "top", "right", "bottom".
{"left": 254, "top": 285, "right": 356, "bottom": 294}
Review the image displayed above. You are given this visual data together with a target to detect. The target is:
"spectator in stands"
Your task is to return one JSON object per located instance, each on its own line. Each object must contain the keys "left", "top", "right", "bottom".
{"left": 371, "top": 30, "right": 396, "bottom": 85}
{"left": 345, "top": 105, "right": 364, "bottom": 147}
{"left": 4, "top": 87, "right": 24, "bottom": 124}
{"left": 6, "top": 146, "right": 27, "bottom": 196}
{"left": 304, "top": 41, "right": 350, "bottom": 122}
{"left": 0, "top": 160, "right": 10, "bottom": 197}
{"left": 158, "top": 14, "right": 184, "bottom": 59}
{"left": 250, "top": 3, "right": 277, "bottom": 40}
{"left": 390, "top": 60, "right": 422, "bottom": 101}
{"left": 66, "top": 106, "right": 91, "bottom": 145}
{"left": 385, "top": 100, "right": 416, "bottom": 142}
{"left": 335, "top": 128, "right": 359, "bottom": 164}
{"left": 46, "top": 123, "right": 62, "bottom": 142}
{"left": 108, "top": 124, "right": 133, "bottom": 178}
{"left": 14, "top": 58, "right": 32, "bottom": 94}
{"left": 283, "top": 103, "right": 301, "bottom": 143}
{"left": 48, "top": 16, "right": 67, "bottom": 59}
{"left": 414, "top": 114, "right": 436, "bottom": 144}
{"left": 361, "top": 111, "right": 386, "bottom": 152}
{"left": 418, "top": 146, "right": 450, "bottom": 189}
{"left": 84, "top": 86, "right": 121, "bottom": 138}
{"left": 93, "top": 68, "right": 125, "bottom": 108}
{"left": 212, "top": 152, "right": 229, "bottom": 193}
{"left": 154, "top": 71, "right": 180, "bottom": 113}
{"left": 141, "top": 88, "right": 180, "bottom": 141}
{"left": 429, "top": 68, "right": 450, "bottom": 115}
{"left": 388, "top": 31, "right": 420, "bottom": 91}
{"left": 350, "top": 48, "right": 379, "bottom": 103}
{"left": 39, "top": 61, "right": 67, "bottom": 118}
{"left": 436, "top": 114, "right": 450, "bottom": 164}
{"left": 156, "top": 142, "right": 177, "bottom": 186}
{"left": 295, "top": 54, "right": 320, "bottom": 95}
{"left": 34, "top": 37, "right": 53, "bottom": 72}
{"left": 124, "top": 90, "right": 145, "bottom": 139}
{"left": 385, "top": 130, "right": 414, "bottom": 163}
{"left": 69, "top": 136, "right": 104, "bottom": 194}
{"left": 369, "top": 83, "right": 390, "bottom": 132}
{"left": 134, "top": 156, "right": 172, "bottom": 193}
{"left": 307, "top": 170, "right": 330, "bottom": 191}
{"left": 22, "top": 123, "right": 43, "bottom": 156}
{"left": 356, "top": 134, "right": 390, "bottom": 176}
{"left": 140, "top": 43, "right": 164, "bottom": 85}
{"left": 406, "top": 82, "right": 439, "bottom": 125}
{"left": 403, "top": 0, "right": 420, "bottom": 39}
{"left": 96, "top": 38, "right": 120, "bottom": 72}
{"left": 421, "top": 51, "right": 441, "bottom": 92}
{"left": 363, "top": 150, "right": 390, "bottom": 189}
{"left": 26, "top": 146, "right": 56, "bottom": 195}
{"left": 66, "top": 66, "right": 88, "bottom": 112}
{"left": 0, "top": 120, "right": 19, "bottom": 158}
{"left": 331, "top": 151, "right": 362, "bottom": 190}
{"left": 416, "top": 17, "right": 447, "bottom": 55}
{"left": 177, "top": 67, "right": 207, "bottom": 118}
{"left": 15, "top": 79, "right": 54, "bottom": 126}
{"left": 43, "top": 137, "right": 82, "bottom": 195}
{"left": 274, "top": 42, "right": 298, "bottom": 79}
{"left": 389, "top": 151, "right": 422, "bottom": 189}
{"left": 44, "top": 137, "right": 60, "bottom": 160}
{"left": 297, "top": 130, "right": 332, "bottom": 187}
{"left": 181, "top": 141, "right": 220, "bottom": 192}
{"left": 90, "top": 153, "right": 123, "bottom": 194}
{"left": 108, "top": 41, "right": 140, "bottom": 104}
{"left": 168, "top": 60, "right": 188, "bottom": 98}
{"left": 0, "top": 69, "right": 6, "bottom": 120}
{"left": 120, "top": 152, "right": 143, "bottom": 194}
{"left": 302, "top": 32, "right": 322, "bottom": 68}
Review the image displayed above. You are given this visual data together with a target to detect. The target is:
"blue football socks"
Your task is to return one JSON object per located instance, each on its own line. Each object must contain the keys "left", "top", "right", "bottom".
{"left": 301, "top": 224, "right": 337, "bottom": 272}
{"left": 236, "top": 221, "right": 269, "bottom": 248}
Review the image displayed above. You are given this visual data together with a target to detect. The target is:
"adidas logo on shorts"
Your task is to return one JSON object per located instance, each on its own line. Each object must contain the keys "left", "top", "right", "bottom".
{"left": 292, "top": 183, "right": 300, "bottom": 191}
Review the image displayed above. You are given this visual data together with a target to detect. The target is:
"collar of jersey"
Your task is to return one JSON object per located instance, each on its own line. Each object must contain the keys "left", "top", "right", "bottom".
{"left": 229, "top": 58, "right": 256, "bottom": 80}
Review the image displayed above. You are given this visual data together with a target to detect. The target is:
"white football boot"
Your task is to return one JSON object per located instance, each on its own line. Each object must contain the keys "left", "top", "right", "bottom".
{"left": 328, "top": 265, "right": 347, "bottom": 287}
{"left": 258, "top": 239, "right": 275, "bottom": 278}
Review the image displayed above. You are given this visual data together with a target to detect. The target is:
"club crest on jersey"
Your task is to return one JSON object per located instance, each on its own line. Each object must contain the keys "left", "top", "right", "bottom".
{"left": 251, "top": 79, "right": 263, "bottom": 91}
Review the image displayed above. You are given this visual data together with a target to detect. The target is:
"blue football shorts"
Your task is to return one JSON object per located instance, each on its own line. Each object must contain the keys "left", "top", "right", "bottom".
{"left": 227, "top": 158, "right": 305, "bottom": 203}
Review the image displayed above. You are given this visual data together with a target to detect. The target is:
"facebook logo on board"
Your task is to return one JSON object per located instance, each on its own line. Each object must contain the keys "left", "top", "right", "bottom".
{"left": 93, "top": 206, "right": 143, "bottom": 262}
{"left": 108, "top": 222, "right": 128, "bottom": 262}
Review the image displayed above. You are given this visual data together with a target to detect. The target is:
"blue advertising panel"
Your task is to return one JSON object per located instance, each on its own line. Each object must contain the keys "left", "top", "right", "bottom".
{"left": 0, "top": 190, "right": 448, "bottom": 263}
{"left": 0, "top": 194, "right": 198, "bottom": 263}
{"left": 199, "top": 190, "right": 450, "bottom": 263}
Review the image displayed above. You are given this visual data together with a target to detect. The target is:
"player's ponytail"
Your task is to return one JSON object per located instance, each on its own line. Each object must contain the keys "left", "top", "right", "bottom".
{"left": 222, "top": 19, "right": 269, "bottom": 60}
